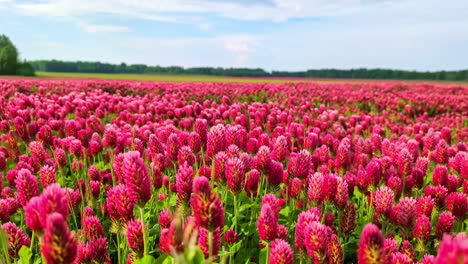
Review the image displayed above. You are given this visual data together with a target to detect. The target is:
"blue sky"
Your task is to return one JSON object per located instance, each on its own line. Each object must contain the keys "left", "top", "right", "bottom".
{"left": 0, "top": 0, "right": 467, "bottom": 71}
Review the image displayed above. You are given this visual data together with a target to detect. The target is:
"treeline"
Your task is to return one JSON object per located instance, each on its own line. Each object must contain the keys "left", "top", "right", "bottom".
{"left": 0, "top": 35, "right": 35, "bottom": 76}
{"left": 30, "top": 60, "right": 468, "bottom": 81}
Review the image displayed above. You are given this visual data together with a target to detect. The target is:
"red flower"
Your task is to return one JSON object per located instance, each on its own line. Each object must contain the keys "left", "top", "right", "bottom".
{"left": 83, "top": 216, "right": 105, "bottom": 241}
{"left": 15, "top": 168, "right": 39, "bottom": 206}
{"left": 445, "top": 192, "right": 468, "bottom": 219}
{"left": 257, "top": 203, "right": 278, "bottom": 242}
{"left": 357, "top": 224, "right": 385, "bottom": 264}
{"left": 126, "top": 220, "right": 144, "bottom": 257}
{"left": 1, "top": 222, "right": 30, "bottom": 258}
{"left": 373, "top": 186, "right": 394, "bottom": 215}
{"left": 41, "top": 213, "right": 78, "bottom": 264}
{"left": 269, "top": 239, "right": 294, "bottom": 264}
{"left": 414, "top": 216, "right": 432, "bottom": 241}
{"left": 304, "top": 221, "right": 330, "bottom": 259}
{"left": 123, "top": 151, "right": 152, "bottom": 206}
{"left": 326, "top": 234, "right": 343, "bottom": 264}
{"left": 224, "top": 229, "right": 238, "bottom": 246}
{"left": 225, "top": 157, "right": 245, "bottom": 193}
{"left": 435, "top": 212, "right": 455, "bottom": 240}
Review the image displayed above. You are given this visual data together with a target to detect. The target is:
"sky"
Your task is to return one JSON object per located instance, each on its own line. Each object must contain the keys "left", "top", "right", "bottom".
{"left": 0, "top": 0, "right": 467, "bottom": 71}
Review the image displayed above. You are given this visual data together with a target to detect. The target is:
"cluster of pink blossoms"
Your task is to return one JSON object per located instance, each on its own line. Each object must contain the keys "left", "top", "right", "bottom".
{"left": 0, "top": 78, "right": 466, "bottom": 263}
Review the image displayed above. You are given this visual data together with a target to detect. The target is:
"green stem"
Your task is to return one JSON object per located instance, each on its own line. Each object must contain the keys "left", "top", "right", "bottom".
{"left": 30, "top": 231, "right": 35, "bottom": 258}
{"left": 228, "top": 245, "right": 233, "bottom": 264}
{"left": 234, "top": 195, "right": 239, "bottom": 233}
{"left": 117, "top": 233, "right": 122, "bottom": 264}
{"left": 208, "top": 231, "right": 213, "bottom": 263}
{"left": 139, "top": 206, "right": 148, "bottom": 257}
{"left": 265, "top": 242, "right": 270, "bottom": 264}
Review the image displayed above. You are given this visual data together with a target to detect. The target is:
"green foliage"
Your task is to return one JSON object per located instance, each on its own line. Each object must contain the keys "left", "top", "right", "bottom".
{"left": 30, "top": 59, "right": 468, "bottom": 81}
{"left": 0, "top": 34, "right": 35, "bottom": 76}
{"left": 0, "top": 39, "right": 18, "bottom": 75}
{"left": 16, "top": 62, "right": 36, "bottom": 76}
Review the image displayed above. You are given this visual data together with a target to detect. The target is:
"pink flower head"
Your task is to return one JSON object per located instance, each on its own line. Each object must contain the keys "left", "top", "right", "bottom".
{"left": 267, "top": 161, "right": 283, "bottom": 187}
{"left": 88, "top": 166, "right": 101, "bottom": 181}
{"left": 304, "top": 221, "right": 330, "bottom": 258}
{"left": 269, "top": 239, "right": 294, "bottom": 264}
{"left": 0, "top": 198, "right": 20, "bottom": 222}
{"left": 15, "top": 168, "right": 39, "bottom": 206}
{"left": 123, "top": 151, "right": 151, "bottom": 206}
{"left": 425, "top": 185, "right": 448, "bottom": 208}
{"left": 89, "top": 180, "right": 101, "bottom": 198}
{"left": 206, "top": 124, "right": 225, "bottom": 159}
{"left": 357, "top": 224, "right": 385, "bottom": 264}
{"left": 292, "top": 150, "right": 311, "bottom": 179}
{"left": 433, "top": 166, "right": 448, "bottom": 187}
{"left": 225, "top": 157, "right": 245, "bottom": 193}
{"left": 397, "top": 148, "right": 413, "bottom": 177}
{"left": 435, "top": 211, "right": 455, "bottom": 240}
{"left": 289, "top": 177, "right": 304, "bottom": 199}
{"left": 213, "top": 151, "right": 228, "bottom": 182}
{"left": 295, "top": 208, "right": 322, "bottom": 251}
{"left": 261, "top": 194, "right": 284, "bottom": 214}
{"left": 445, "top": 192, "right": 468, "bottom": 219}
{"left": 416, "top": 196, "right": 435, "bottom": 218}
{"left": 254, "top": 146, "right": 272, "bottom": 171}
{"left": 308, "top": 172, "right": 325, "bottom": 205}
{"left": 106, "top": 185, "right": 135, "bottom": 226}
{"left": 1, "top": 222, "right": 30, "bottom": 258}
{"left": 41, "top": 213, "right": 78, "bottom": 264}
{"left": 390, "top": 197, "right": 417, "bottom": 228}
{"left": 54, "top": 148, "right": 67, "bottom": 167}
{"left": 159, "top": 210, "right": 172, "bottom": 229}
{"left": 178, "top": 146, "right": 195, "bottom": 166}
{"left": 126, "top": 220, "right": 144, "bottom": 257}
{"left": 335, "top": 141, "right": 351, "bottom": 169}
{"left": 416, "top": 157, "right": 429, "bottom": 173}
{"left": 434, "top": 233, "right": 468, "bottom": 264}
{"left": 340, "top": 202, "right": 356, "bottom": 236}
{"left": 176, "top": 162, "right": 194, "bottom": 204}
{"left": 257, "top": 203, "right": 278, "bottom": 242}
{"left": 198, "top": 227, "right": 221, "bottom": 260}
{"left": 414, "top": 216, "right": 432, "bottom": 241}
{"left": 83, "top": 216, "right": 105, "bottom": 241}
{"left": 151, "top": 163, "right": 163, "bottom": 190}
{"left": 191, "top": 192, "right": 225, "bottom": 231}
{"left": 29, "top": 141, "right": 46, "bottom": 165}
{"left": 271, "top": 135, "right": 290, "bottom": 162}
{"left": 224, "top": 229, "right": 238, "bottom": 246}
{"left": 166, "top": 133, "right": 180, "bottom": 161}
{"left": 366, "top": 160, "right": 382, "bottom": 186}
{"left": 245, "top": 169, "right": 260, "bottom": 197}
{"left": 194, "top": 119, "right": 208, "bottom": 145}
{"left": 373, "top": 186, "right": 395, "bottom": 215}
{"left": 24, "top": 183, "right": 70, "bottom": 232}
{"left": 188, "top": 132, "right": 202, "bottom": 153}
{"left": 391, "top": 252, "right": 412, "bottom": 264}
{"left": 326, "top": 234, "right": 344, "bottom": 264}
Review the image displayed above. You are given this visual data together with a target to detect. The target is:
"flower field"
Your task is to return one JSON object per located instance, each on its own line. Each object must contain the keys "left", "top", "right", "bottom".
{"left": 0, "top": 79, "right": 467, "bottom": 264}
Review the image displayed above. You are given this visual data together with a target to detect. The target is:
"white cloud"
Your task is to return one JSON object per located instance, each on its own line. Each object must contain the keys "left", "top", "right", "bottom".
{"left": 77, "top": 22, "right": 130, "bottom": 33}
{"left": 8, "top": 0, "right": 465, "bottom": 23}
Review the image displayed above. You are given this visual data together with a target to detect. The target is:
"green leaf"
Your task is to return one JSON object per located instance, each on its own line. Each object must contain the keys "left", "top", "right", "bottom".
{"left": 18, "top": 246, "right": 32, "bottom": 264}
{"left": 279, "top": 206, "right": 291, "bottom": 217}
{"left": 154, "top": 254, "right": 172, "bottom": 264}
{"left": 134, "top": 255, "right": 157, "bottom": 264}
{"left": 192, "top": 248, "right": 205, "bottom": 264}
{"left": 258, "top": 247, "right": 267, "bottom": 264}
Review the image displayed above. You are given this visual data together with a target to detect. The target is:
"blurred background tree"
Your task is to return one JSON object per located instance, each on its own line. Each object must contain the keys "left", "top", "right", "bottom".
{"left": 0, "top": 34, "right": 35, "bottom": 76}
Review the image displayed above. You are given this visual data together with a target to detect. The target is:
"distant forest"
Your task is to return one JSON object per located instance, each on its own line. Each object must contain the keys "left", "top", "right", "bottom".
{"left": 30, "top": 60, "right": 468, "bottom": 81}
